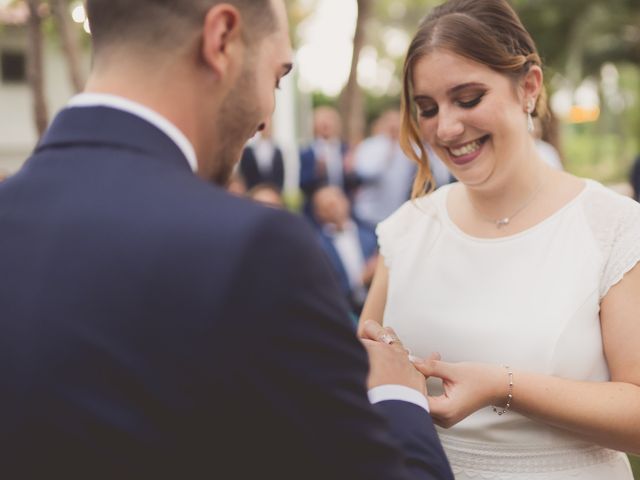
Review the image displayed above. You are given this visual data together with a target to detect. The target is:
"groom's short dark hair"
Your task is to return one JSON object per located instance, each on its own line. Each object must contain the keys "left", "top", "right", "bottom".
{"left": 86, "top": 0, "right": 276, "bottom": 55}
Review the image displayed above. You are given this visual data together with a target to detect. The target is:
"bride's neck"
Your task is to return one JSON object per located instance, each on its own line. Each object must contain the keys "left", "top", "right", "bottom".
{"left": 464, "top": 152, "right": 547, "bottom": 218}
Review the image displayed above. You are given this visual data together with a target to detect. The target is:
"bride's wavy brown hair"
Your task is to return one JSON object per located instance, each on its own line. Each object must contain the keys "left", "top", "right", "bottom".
{"left": 400, "top": 0, "right": 548, "bottom": 198}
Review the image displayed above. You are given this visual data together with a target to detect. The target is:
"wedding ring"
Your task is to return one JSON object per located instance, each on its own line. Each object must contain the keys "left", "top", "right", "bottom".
{"left": 379, "top": 333, "right": 399, "bottom": 345}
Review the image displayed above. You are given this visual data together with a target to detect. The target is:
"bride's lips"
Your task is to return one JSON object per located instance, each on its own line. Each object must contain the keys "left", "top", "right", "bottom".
{"left": 445, "top": 135, "right": 490, "bottom": 166}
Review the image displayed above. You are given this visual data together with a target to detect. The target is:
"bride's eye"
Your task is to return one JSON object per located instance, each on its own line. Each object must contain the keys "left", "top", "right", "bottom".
{"left": 457, "top": 93, "right": 486, "bottom": 109}
{"left": 419, "top": 105, "right": 438, "bottom": 118}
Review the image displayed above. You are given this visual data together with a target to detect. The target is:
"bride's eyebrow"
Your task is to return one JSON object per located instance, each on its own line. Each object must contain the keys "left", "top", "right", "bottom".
{"left": 447, "top": 82, "right": 487, "bottom": 95}
{"left": 414, "top": 82, "right": 488, "bottom": 102}
{"left": 413, "top": 95, "right": 434, "bottom": 103}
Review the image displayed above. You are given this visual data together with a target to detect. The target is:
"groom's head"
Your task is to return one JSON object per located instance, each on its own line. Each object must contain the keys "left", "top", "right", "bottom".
{"left": 86, "top": 0, "right": 277, "bottom": 57}
{"left": 84, "top": 0, "right": 293, "bottom": 185}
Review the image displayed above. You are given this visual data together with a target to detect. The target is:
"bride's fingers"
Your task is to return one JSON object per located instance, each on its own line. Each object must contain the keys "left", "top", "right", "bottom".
{"left": 427, "top": 395, "right": 460, "bottom": 428}
{"left": 359, "top": 321, "right": 405, "bottom": 349}
{"left": 359, "top": 319, "right": 385, "bottom": 341}
{"left": 415, "top": 358, "right": 453, "bottom": 379}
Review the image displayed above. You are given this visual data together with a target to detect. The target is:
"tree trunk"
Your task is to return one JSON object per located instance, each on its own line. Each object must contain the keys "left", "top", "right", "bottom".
{"left": 340, "top": 0, "right": 371, "bottom": 147}
{"left": 25, "top": 0, "right": 48, "bottom": 138}
{"left": 50, "top": 0, "right": 85, "bottom": 92}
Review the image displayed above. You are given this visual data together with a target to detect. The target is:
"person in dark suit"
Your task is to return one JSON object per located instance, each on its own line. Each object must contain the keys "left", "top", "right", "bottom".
{"left": 239, "top": 119, "right": 285, "bottom": 192}
{"left": 299, "top": 106, "right": 360, "bottom": 218}
{"left": 0, "top": 1, "right": 453, "bottom": 479}
{"left": 312, "top": 186, "right": 378, "bottom": 317}
{"left": 631, "top": 153, "right": 640, "bottom": 202}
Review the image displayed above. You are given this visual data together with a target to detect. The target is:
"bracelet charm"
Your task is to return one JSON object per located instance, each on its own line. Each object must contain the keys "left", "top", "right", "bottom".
{"left": 492, "top": 365, "right": 513, "bottom": 416}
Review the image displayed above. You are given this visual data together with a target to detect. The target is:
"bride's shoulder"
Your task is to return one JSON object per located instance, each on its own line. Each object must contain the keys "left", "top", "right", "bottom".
{"left": 579, "top": 178, "right": 640, "bottom": 223}
{"left": 376, "top": 187, "right": 445, "bottom": 250}
{"left": 381, "top": 187, "right": 446, "bottom": 230}
{"left": 376, "top": 190, "right": 443, "bottom": 267}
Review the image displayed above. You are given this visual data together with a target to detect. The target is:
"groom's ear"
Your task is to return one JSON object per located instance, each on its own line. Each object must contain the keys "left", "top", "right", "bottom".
{"left": 200, "top": 4, "right": 243, "bottom": 82}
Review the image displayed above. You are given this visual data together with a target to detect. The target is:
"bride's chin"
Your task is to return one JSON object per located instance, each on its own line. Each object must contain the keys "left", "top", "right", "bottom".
{"left": 453, "top": 170, "right": 492, "bottom": 188}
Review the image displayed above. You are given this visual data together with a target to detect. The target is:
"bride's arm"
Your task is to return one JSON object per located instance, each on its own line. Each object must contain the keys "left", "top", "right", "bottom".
{"left": 419, "top": 263, "right": 640, "bottom": 455}
{"left": 358, "top": 259, "right": 389, "bottom": 335}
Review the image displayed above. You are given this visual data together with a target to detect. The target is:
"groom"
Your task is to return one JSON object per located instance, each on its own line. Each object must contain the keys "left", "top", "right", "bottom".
{"left": 0, "top": 0, "right": 452, "bottom": 478}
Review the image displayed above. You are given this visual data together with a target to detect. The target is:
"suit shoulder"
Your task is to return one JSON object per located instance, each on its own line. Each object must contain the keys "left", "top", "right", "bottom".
{"left": 175, "top": 182, "right": 315, "bottom": 252}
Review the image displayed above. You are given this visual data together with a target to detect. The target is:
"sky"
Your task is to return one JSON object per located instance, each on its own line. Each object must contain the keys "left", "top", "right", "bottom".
{"left": 294, "top": 0, "right": 409, "bottom": 96}
{"left": 295, "top": 0, "right": 358, "bottom": 96}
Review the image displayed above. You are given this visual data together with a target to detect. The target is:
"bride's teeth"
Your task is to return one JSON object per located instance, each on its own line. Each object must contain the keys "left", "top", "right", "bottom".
{"left": 450, "top": 140, "right": 481, "bottom": 157}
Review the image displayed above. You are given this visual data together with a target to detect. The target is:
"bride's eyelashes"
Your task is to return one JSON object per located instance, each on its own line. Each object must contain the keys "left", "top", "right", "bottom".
{"left": 457, "top": 92, "right": 486, "bottom": 109}
{"left": 419, "top": 106, "right": 439, "bottom": 118}
{"left": 418, "top": 91, "right": 487, "bottom": 119}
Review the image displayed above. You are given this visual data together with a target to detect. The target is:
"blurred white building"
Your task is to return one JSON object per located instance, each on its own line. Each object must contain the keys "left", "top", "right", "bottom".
{"left": 0, "top": 3, "right": 88, "bottom": 176}
{"left": 0, "top": 3, "right": 303, "bottom": 189}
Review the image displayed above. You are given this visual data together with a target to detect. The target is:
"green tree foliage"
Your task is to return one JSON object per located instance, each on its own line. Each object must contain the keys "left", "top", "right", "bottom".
{"left": 516, "top": 0, "right": 639, "bottom": 75}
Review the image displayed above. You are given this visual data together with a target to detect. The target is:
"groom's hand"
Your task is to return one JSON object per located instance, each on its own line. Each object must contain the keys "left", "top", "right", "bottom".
{"left": 360, "top": 320, "right": 428, "bottom": 397}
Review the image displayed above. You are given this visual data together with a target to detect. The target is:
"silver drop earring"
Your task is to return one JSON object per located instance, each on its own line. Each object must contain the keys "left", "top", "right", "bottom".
{"left": 527, "top": 101, "right": 535, "bottom": 134}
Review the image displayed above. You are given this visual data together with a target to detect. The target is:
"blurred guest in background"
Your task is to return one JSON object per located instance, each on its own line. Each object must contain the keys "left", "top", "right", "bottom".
{"left": 630, "top": 153, "right": 640, "bottom": 202}
{"left": 299, "top": 107, "right": 358, "bottom": 209}
{"left": 312, "top": 186, "right": 377, "bottom": 317}
{"left": 240, "top": 119, "right": 285, "bottom": 192}
{"left": 353, "top": 110, "right": 417, "bottom": 225}
{"left": 247, "top": 182, "right": 285, "bottom": 208}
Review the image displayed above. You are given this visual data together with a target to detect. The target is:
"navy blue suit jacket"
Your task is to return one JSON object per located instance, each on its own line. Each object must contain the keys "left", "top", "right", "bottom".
{"left": 239, "top": 144, "right": 285, "bottom": 191}
{"left": 631, "top": 154, "right": 640, "bottom": 202}
{"left": 299, "top": 142, "right": 359, "bottom": 196}
{"left": 0, "top": 106, "right": 452, "bottom": 479}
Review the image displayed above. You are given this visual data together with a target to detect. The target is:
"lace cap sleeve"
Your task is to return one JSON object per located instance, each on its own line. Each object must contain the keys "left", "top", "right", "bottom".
{"left": 375, "top": 196, "right": 437, "bottom": 268}
{"left": 583, "top": 182, "right": 640, "bottom": 299}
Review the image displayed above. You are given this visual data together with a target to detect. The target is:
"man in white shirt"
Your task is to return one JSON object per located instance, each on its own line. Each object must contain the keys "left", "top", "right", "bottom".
{"left": 354, "top": 110, "right": 417, "bottom": 225}
{"left": 312, "top": 186, "right": 378, "bottom": 315}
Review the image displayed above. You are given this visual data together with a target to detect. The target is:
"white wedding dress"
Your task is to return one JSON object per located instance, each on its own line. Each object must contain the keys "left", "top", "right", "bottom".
{"left": 377, "top": 180, "right": 640, "bottom": 479}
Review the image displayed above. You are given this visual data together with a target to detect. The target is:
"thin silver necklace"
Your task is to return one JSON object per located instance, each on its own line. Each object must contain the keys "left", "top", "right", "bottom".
{"left": 467, "top": 177, "right": 545, "bottom": 229}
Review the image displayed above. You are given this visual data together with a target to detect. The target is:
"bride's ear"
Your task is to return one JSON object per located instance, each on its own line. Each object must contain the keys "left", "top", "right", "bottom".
{"left": 520, "top": 65, "right": 543, "bottom": 111}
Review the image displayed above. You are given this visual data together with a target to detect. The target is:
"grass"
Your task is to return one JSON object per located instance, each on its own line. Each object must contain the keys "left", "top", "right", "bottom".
{"left": 561, "top": 126, "right": 638, "bottom": 185}
{"left": 630, "top": 455, "right": 640, "bottom": 479}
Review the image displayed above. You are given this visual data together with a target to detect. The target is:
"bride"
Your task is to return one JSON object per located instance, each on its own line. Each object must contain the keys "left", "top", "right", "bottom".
{"left": 360, "top": 0, "right": 640, "bottom": 478}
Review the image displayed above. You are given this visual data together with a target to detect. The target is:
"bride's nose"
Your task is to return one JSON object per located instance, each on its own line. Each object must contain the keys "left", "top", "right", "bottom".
{"left": 436, "top": 107, "right": 465, "bottom": 144}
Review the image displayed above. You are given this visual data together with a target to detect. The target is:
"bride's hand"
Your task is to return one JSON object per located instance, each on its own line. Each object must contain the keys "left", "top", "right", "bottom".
{"left": 414, "top": 360, "right": 511, "bottom": 428}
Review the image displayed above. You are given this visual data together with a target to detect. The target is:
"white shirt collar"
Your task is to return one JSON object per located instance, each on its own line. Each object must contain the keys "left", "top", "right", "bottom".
{"left": 67, "top": 93, "right": 198, "bottom": 172}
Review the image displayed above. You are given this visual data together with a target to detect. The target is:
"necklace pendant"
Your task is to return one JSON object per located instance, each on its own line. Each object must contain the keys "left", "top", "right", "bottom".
{"left": 496, "top": 217, "right": 510, "bottom": 228}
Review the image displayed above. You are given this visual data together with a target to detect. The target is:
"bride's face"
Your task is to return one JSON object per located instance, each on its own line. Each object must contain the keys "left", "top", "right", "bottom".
{"left": 412, "top": 49, "right": 532, "bottom": 188}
